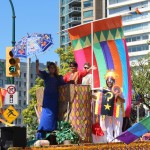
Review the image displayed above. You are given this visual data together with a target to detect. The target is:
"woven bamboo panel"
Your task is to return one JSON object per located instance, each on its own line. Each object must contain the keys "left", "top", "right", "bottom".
{"left": 8, "top": 141, "right": 150, "bottom": 150}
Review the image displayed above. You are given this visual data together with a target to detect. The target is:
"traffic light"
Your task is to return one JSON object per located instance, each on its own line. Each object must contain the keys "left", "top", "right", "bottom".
{"left": 6, "top": 47, "right": 20, "bottom": 77}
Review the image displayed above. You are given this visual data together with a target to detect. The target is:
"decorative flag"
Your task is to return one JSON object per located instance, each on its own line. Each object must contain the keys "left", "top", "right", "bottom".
{"left": 116, "top": 116, "right": 150, "bottom": 144}
{"left": 68, "top": 16, "right": 132, "bottom": 117}
{"left": 0, "top": 88, "right": 7, "bottom": 108}
{"left": 130, "top": 8, "right": 142, "bottom": 15}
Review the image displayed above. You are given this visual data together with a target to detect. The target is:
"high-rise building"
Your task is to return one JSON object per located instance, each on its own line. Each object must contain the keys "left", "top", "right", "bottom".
{"left": 107, "top": 0, "right": 150, "bottom": 62}
{"left": 81, "top": 0, "right": 106, "bottom": 24}
{"left": 0, "top": 59, "right": 46, "bottom": 126}
{"left": 59, "top": 0, "right": 106, "bottom": 48}
{"left": 59, "top": 0, "right": 81, "bottom": 48}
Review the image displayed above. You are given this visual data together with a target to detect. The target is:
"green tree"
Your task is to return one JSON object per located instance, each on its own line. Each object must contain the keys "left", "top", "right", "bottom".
{"left": 130, "top": 53, "right": 150, "bottom": 123}
{"left": 22, "top": 77, "right": 44, "bottom": 140}
{"left": 131, "top": 53, "right": 150, "bottom": 108}
{"left": 55, "top": 46, "right": 75, "bottom": 75}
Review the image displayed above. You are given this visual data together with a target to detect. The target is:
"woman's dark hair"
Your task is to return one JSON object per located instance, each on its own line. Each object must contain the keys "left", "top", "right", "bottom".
{"left": 47, "top": 61, "right": 58, "bottom": 77}
{"left": 70, "top": 61, "right": 78, "bottom": 68}
{"left": 84, "top": 62, "right": 91, "bottom": 68}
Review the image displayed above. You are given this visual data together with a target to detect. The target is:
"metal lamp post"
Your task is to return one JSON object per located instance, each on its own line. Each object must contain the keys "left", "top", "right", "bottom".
{"left": 8, "top": 0, "right": 16, "bottom": 84}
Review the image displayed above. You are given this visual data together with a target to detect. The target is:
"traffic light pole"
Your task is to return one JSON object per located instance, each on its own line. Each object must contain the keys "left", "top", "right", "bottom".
{"left": 9, "top": 0, "right": 16, "bottom": 84}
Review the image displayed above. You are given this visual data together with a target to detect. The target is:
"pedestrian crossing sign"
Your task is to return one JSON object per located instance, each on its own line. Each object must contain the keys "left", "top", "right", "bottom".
{"left": 3, "top": 105, "right": 19, "bottom": 123}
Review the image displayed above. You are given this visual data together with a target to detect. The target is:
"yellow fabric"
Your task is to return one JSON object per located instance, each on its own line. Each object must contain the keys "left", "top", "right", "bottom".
{"left": 116, "top": 97, "right": 125, "bottom": 118}
{"left": 116, "top": 101, "right": 120, "bottom": 118}
{"left": 95, "top": 92, "right": 100, "bottom": 115}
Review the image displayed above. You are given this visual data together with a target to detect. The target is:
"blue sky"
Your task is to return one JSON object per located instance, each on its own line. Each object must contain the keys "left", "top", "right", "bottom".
{"left": 0, "top": 0, "right": 60, "bottom": 65}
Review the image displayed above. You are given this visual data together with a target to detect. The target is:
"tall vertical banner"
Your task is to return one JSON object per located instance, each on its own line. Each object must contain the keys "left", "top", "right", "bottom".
{"left": 68, "top": 16, "right": 132, "bottom": 117}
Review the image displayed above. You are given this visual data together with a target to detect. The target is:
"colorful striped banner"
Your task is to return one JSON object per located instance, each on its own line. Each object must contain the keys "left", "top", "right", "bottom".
{"left": 116, "top": 116, "right": 150, "bottom": 144}
{"left": 68, "top": 16, "right": 132, "bottom": 117}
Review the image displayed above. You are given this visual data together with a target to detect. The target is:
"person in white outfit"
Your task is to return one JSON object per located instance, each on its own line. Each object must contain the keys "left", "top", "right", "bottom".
{"left": 82, "top": 63, "right": 107, "bottom": 143}
{"left": 97, "top": 70, "right": 125, "bottom": 142}
{"left": 82, "top": 62, "right": 92, "bottom": 85}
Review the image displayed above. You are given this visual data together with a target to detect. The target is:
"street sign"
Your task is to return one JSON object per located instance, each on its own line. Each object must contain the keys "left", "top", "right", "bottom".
{"left": 4, "top": 84, "right": 18, "bottom": 105}
{"left": 3, "top": 105, "right": 19, "bottom": 123}
{"left": 7, "top": 85, "right": 16, "bottom": 94}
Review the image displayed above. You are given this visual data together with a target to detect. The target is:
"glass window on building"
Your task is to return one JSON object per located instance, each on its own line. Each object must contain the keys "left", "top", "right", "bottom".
{"left": 19, "top": 100, "right": 21, "bottom": 106}
{"left": 19, "top": 91, "right": 21, "bottom": 96}
{"left": 31, "top": 74, "right": 33, "bottom": 79}
{"left": 83, "top": 10, "right": 93, "bottom": 18}
{"left": 136, "top": 36, "right": 141, "bottom": 41}
{"left": 24, "top": 100, "right": 26, "bottom": 106}
{"left": 24, "top": 91, "right": 26, "bottom": 97}
{"left": 126, "top": 38, "right": 131, "bottom": 43}
{"left": 109, "top": 0, "right": 127, "bottom": 5}
{"left": 24, "top": 73, "right": 26, "bottom": 78}
{"left": 61, "top": 0, "right": 65, "bottom": 5}
{"left": 83, "top": 20, "right": 93, "bottom": 24}
{"left": 143, "top": 34, "right": 149, "bottom": 40}
{"left": 61, "top": 7, "right": 65, "bottom": 16}
{"left": 109, "top": 5, "right": 129, "bottom": 15}
{"left": 19, "top": 81, "right": 21, "bottom": 87}
{"left": 83, "top": 0, "right": 93, "bottom": 8}
{"left": 126, "top": 34, "right": 149, "bottom": 43}
{"left": 128, "top": 44, "right": 148, "bottom": 52}
{"left": 0, "top": 79, "right": 3, "bottom": 87}
{"left": 124, "top": 23, "right": 149, "bottom": 33}
{"left": 30, "top": 83, "right": 33, "bottom": 87}
{"left": 0, "top": 68, "right": 3, "bottom": 74}
{"left": 122, "top": 12, "right": 148, "bottom": 22}
{"left": 61, "top": 36, "right": 65, "bottom": 44}
{"left": 24, "top": 82, "right": 26, "bottom": 87}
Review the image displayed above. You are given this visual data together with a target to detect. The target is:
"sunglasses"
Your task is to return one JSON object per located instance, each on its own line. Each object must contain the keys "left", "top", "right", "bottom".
{"left": 84, "top": 67, "right": 89, "bottom": 69}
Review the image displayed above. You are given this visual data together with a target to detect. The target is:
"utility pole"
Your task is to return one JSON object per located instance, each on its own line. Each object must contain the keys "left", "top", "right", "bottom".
{"left": 8, "top": 0, "right": 16, "bottom": 84}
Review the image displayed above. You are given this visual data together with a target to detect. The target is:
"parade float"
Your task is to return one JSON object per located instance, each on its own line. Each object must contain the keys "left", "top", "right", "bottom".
{"left": 4, "top": 15, "right": 150, "bottom": 149}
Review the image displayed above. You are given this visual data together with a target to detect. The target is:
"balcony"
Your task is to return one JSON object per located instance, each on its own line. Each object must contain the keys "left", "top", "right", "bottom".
{"left": 108, "top": 0, "right": 147, "bottom": 9}
{"left": 68, "top": 7, "right": 81, "bottom": 13}
{"left": 67, "top": 0, "right": 81, "bottom": 5}
{"left": 68, "top": 17, "right": 81, "bottom": 23}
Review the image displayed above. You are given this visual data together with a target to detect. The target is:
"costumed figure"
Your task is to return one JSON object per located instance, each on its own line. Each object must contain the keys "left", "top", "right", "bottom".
{"left": 36, "top": 60, "right": 65, "bottom": 139}
{"left": 96, "top": 70, "right": 125, "bottom": 142}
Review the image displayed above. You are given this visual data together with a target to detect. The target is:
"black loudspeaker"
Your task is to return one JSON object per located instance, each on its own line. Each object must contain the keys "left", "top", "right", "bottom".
{"left": 0, "top": 126, "right": 27, "bottom": 149}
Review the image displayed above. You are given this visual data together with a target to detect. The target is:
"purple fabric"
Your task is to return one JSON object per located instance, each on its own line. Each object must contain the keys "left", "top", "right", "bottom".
{"left": 100, "top": 41, "right": 114, "bottom": 70}
{"left": 116, "top": 130, "right": 138, "bottom": 144}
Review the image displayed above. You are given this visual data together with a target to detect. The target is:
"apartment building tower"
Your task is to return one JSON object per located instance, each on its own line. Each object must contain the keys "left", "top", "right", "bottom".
{"left": 107, "top": 0, "right": 150, "bottom": 61}
{"left": 59, "top": 0, "right": 106, "bottom": 48}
